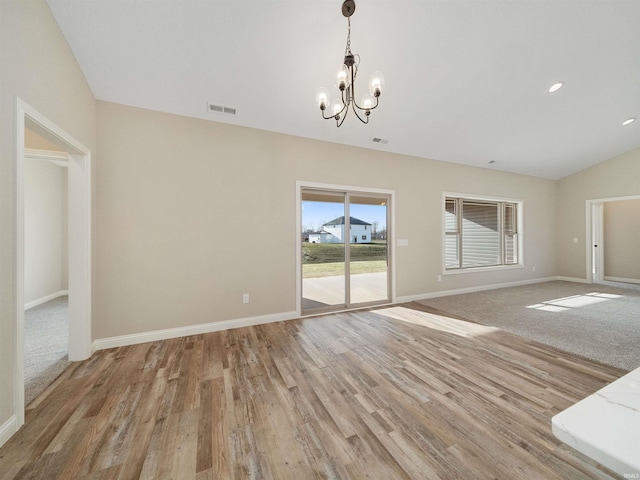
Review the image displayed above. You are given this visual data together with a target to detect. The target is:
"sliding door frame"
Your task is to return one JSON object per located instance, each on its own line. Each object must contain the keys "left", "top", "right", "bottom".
{"left": 296, "top": 181, "right": 396, "bottom": 316}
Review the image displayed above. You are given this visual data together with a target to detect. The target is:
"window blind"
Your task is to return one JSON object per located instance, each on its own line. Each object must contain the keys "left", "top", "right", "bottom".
{"left": 461, "top": 201, "right": 500, "bottom": 267}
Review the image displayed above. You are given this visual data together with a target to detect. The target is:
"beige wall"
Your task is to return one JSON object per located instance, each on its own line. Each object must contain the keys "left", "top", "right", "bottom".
{"left": 604, "top": 199, "right": 640, "bottom": 282}
{"left": 24, "top": 130, "right": 70, "bottom": 306}
{"left": 24, "top": 159, "right": 68, "bottom": 304}
{"left": 95, "top": 101, "right": 558, "bottom": 339}
{"left": 25, "top": 128, "right": 67, "bottom": 152}
{"left": 0, "top": 0, "right": 96, "bottom": 433}
{"left": 556, "top": 147, "right": 640, "bottom": 280}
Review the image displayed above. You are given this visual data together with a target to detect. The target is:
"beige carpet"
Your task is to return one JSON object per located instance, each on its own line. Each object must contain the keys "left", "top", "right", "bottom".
{"left": 24, "top": 295, "right": 70, "bottom": 405}
{"left": 418, "top": 281, "right": 640, "bottom": 371}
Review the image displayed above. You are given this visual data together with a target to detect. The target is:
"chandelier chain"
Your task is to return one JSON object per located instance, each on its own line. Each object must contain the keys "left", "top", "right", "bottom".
{"left": 344, "top": 17, "right": 352, "bottom": 57}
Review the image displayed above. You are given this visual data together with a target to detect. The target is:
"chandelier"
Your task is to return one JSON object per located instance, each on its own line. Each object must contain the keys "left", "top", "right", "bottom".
{"left": 316, "top": 0, "right": 384, "bottom": 127}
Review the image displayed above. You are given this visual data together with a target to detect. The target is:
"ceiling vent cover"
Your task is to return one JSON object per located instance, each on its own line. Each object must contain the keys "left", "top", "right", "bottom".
{"left": 208, "top": 103, "right": 237, "bottom": 115}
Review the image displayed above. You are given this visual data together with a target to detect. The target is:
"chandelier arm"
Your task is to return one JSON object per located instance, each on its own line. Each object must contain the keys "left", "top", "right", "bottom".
{"left": 321, "top": 110, "right": 336, "bottom": 120}
{"left": 336, "top": 82, "right": 350, "bottom": 126}
{"left": 320, "top": 97, "right": 348, "bottom": 120}
{"left": 336, "top": 108, "right": 349, "bottom": 127}
{"left": 350, "top": 104, "right": 370, "bottom": 124}
{"left": 352, "top": 94, "right": 379, "bottom": 112}
{"left": 321, "top": 107, "right": 344, "bottom": 120}
{"left": 342, "top": 87, "right": 350, "bottom": 107}
{"left": 351, "top": 61, "right": 358, "bottom": 93}
{"left": 349, "top": 54, "right": 380, "bottom": 112}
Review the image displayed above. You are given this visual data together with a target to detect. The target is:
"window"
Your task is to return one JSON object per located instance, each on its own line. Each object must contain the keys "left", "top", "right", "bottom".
{"left": 445, "top": 196, "right": 520, "bottom": 270}
{"left": 362, "top": 235, "right": 367, "bottom": 241}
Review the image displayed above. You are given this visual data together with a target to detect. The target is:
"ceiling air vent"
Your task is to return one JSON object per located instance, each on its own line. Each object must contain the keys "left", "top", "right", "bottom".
{"left": 207, "top": 103, "right": 237, "bottom": 115}
{"left": 372, "top": 137, "right": 389, "bottom": 144}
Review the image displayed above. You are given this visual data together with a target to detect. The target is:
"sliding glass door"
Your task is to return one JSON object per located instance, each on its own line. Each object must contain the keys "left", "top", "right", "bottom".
{"left": 301, "top": 187, "right": 390, "bottom": 314}
{"left": 301, "top": 190, "right": 346, "bottom": 310}
{"left": 349, "top": 195, "right": 389, "bottom": 305}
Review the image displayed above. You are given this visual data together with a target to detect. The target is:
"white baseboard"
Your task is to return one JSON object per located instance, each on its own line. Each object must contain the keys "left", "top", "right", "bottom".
{"left": 90, "top": 275, "right": 607, "bottom": 352}
{"left": 604, "top": 276, "right": 640, "bottom": 285}
{"left": 396, "top": 277, "right": 558, "bottom": 303}
{"left": 557, "top": 276, "right": 589, "bottom": 284}
{"left": 92, "top": 310, "right": 299, "bottom": 351}
{"left": 0, "top": 414, "right": 18, "bottom": 449}
{"left": 25, "top": 289, "right": 69, "bottom": 310}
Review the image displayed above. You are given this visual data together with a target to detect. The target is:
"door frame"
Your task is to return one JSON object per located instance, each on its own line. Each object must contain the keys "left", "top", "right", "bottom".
{"left": 296, "top": 181, "right": 396, "bottom": 316}
{"left": 590, "top": 202, "right": 604, "bottom": 283}
{"left": 585, "top": 194, "right": 640, "bottom": 284}
{"left": 14, "top": 98, "right": 92, "bottom": 429}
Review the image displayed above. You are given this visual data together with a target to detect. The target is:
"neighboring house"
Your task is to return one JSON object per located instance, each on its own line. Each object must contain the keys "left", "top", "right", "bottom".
{"left": 309, "top": 216, "right": 371, "bottom": 243}
{"left": 308, "top": 231, "right": 335, "bottom": 244}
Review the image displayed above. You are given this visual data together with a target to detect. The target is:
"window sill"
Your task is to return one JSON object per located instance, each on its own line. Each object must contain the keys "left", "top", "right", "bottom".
{"left": 444, "top": 264, "right": 524, "bottom": 275}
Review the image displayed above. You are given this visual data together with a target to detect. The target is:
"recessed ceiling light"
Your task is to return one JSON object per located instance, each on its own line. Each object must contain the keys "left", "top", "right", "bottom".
{"left": 622, "top": 117, "right": 636, "bottom": 126}
{"left": 548, "top": 82, "right": 564, "bottom": 93}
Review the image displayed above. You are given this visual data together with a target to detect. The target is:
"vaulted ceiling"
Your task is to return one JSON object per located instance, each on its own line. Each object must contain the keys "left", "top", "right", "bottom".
{"left": 47, "top": 0, "right": 640, "bottom": 179}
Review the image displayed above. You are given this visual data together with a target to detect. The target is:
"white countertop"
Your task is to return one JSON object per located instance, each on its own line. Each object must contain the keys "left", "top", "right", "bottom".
{"left": 552, "top": 367, "right": 640, "bottom": 477}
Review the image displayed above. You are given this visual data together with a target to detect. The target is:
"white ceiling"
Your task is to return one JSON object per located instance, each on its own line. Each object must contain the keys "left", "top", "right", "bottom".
{"left": 47, "top": 0, "right": 640, "bottom": 180}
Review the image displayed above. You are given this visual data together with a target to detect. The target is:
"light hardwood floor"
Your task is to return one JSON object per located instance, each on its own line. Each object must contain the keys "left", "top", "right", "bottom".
{"left": 0, "top": 303, "right": 625, "bottom": 479}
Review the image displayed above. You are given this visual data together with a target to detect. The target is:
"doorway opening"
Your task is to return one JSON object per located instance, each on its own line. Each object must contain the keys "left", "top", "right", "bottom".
{"left": 23, "top": 146, "right": 70, "bottom": 405}
{"left": 587, "top": 195, "right": 640, "bottom": 288}
{"left": 297, "top": 182, "right": 394, "bottom": 315}
{"left": 14, "top": 99, "right": 92, "bottom": 430}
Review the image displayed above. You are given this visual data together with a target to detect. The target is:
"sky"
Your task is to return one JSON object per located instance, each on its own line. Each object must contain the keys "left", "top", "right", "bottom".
{"left": 302, "top": 201, "right": 387, "bottom": 232}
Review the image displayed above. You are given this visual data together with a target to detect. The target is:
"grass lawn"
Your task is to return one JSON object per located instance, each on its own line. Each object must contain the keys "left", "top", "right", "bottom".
{"left": 303, "top": 260, "right": 387, "bottom": 278}
{"left": 302, "top": 242, "right": 387, "bottom": 264}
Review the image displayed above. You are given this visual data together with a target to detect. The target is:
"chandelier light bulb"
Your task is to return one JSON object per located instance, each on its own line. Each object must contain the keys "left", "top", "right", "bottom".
{"left": 331, "top": 99, "right": 343, "bottom": 117}
{"left": 316, "top": 88, "right": 330, "bottom": 110}
{"left": 361, "top": 93, "right": 375, "bottom": 110}
{"left": 369, "top": 72, "right": 384, "bottom": 97}
{"left": 335, "top": 65, "right": 350, "bottom": 91}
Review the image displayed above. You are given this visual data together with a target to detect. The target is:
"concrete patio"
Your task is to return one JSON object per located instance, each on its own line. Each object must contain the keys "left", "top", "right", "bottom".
{"left": 302, "top": 272, "right": 388, "bottom": 309}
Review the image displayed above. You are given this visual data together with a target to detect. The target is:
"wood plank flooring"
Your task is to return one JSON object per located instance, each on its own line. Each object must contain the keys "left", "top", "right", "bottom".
{"left": 0, "top": 303, "right": 626, "bottom": 479}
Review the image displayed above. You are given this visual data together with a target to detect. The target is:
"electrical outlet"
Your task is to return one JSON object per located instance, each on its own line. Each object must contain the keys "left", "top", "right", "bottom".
{"left": 242, "top": 294, "right": 249, "bottom": 304}
{"left": 532, "top": 266, "right": 536, "bottom": 272}
{"left": 437, "top": 275, "right": 442, "bottom": 282}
